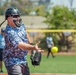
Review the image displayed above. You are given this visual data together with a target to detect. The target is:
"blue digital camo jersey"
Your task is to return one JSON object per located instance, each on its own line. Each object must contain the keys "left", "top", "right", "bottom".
{"left": 3, "top": 24, "right": 28, "bottom": 66}
{"left": 46, "top": 37, "right": 53, "bottom": 48}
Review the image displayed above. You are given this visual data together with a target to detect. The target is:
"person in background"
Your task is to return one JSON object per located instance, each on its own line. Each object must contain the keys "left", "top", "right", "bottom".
{"left": 0, "top": 28, "right": 5, "bottom": 72}
{"left": 3, "top": 7, "right": 43, "bottom": 75}
{"left": 46, "top": 34, "right": 55, "bottom": 58}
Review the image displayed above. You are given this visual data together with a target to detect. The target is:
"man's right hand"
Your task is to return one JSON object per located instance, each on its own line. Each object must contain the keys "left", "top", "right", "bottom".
{"left": 35, "top": 41, "right": 44, "bottom": 52}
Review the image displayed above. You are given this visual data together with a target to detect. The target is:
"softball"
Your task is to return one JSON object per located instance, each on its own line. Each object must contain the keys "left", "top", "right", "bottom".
{"left": 51, "top": 46, "right": 58, "bottom": 53}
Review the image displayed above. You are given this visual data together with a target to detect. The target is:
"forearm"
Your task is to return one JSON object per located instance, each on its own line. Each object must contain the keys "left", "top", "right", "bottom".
{"left": 18, "top": 42, "right": 36, "bottom": 50}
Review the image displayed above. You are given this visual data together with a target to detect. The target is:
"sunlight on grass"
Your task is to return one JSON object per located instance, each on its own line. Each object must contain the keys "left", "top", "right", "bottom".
{"left": 2, "top": 54, "right": 76, "bottom": 74}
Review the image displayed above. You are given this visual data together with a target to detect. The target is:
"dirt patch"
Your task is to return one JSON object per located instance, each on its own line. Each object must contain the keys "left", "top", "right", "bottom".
{"left": 0, "top": 73, "right": 76, "bottom": 75}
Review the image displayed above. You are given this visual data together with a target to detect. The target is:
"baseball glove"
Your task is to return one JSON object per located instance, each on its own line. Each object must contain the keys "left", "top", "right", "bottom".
{"left": 30, "top": 50, "right": 42, "bottom": 66}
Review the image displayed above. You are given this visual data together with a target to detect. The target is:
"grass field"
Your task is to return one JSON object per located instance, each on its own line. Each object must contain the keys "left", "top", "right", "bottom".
{"left": 2, "top": 53, "right": 76, "bottom": 74}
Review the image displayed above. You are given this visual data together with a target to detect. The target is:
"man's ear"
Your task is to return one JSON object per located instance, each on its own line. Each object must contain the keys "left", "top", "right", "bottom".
{"left": 7, "top": 17, "right": 13, "bottom": 23}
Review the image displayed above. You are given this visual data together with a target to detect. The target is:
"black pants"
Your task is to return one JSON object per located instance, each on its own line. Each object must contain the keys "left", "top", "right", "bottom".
{"left": 47, "top": 47, "right": 55, "bottom": 58}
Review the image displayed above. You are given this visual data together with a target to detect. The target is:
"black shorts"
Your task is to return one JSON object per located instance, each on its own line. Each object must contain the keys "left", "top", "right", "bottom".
{"left": 47, "top": 47, "right": 52, "bottom": 52}
{"left": 0, "top": 49, "right": 3, "bottom": 61}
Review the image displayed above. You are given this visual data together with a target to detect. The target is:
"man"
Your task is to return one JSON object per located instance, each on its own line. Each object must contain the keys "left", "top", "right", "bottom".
{"left": 0, "top": 28, "right": 5, "bottom": 72}
{"left": 3, "top": 7, "right": 43, "bottom": 75}
{"left": 46, "top": 34, "right": 55, "bottom": 58}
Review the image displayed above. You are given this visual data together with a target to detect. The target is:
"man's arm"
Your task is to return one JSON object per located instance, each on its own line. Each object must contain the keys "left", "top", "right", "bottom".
{"left": 18, "top": 42, "right": 35, "bottom": 50}
{"left": 18, "top": 41, "right": 43, "bottom": 52}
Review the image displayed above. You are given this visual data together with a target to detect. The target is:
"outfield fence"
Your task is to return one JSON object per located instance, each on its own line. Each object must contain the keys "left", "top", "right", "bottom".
{"left": 26, "top": 29, "right": 76, "bottom": 32}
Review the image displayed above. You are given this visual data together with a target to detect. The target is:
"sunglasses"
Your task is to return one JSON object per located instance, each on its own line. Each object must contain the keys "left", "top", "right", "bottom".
{"left": 11, "top": 15, "right": 20, "bottom": 18}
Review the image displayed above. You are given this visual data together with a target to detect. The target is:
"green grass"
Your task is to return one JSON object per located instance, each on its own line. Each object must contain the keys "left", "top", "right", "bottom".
{"left": 2, "top": 54, "right": 76, "bottom": 74}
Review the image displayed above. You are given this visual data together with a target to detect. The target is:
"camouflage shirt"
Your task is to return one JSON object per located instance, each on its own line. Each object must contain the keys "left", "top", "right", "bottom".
{"left": 3, "top": 24, "right": 28, "bottom": 66}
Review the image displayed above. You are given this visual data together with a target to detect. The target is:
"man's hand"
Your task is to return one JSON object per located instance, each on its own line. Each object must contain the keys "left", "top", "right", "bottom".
{"left": 35, "top": 41, "right": 44, "bottom": 52}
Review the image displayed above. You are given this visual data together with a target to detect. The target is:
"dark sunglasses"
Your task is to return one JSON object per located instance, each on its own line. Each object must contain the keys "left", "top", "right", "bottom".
{"left": 11, "top": 15, "right": 20, "bottom": 18}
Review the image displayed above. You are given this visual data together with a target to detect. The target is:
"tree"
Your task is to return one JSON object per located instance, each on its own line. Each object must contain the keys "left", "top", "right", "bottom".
{"left": 44, "top": 5, "right": 76, "bottom": 52}
{"left": 34, "top": 5, "right": 46, "bottom": 16}
{"left": 0, "top": 0, "right": 33, "bottom": 15}
{"left": 0, "top": 6, "right": 5, "bottom": 15}
{"left": 44, "top": 5, "right": 76, "bottom": 29}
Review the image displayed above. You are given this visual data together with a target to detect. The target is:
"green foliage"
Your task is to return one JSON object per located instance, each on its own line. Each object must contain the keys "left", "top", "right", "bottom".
{"left": 39, "top": 36, "right": 47, "bottom": 50}
{"left": 52, "top": 33, "right": 59, "bottom": 47}
{"left": 44, "top": 5, "right": 76, "bottom": 29}
{"left": 0, "top": 1, "right": 46, "bottom": 16}
{"left": 44, "top": 5, "right": 76, "bottom": 52}
{"left": 0, "top": 0, "right": 33, "bottom": 15}
{"left": 0, "top": 6, "right": 5, "bottom": 15}
{"left": 34, "top": 5, "right": 46, "bottom": 16}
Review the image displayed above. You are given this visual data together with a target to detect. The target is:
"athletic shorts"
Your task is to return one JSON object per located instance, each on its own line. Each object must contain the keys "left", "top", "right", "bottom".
{"left": 0, "top": 49, "right": 3, "bottom": 61}
{"left": 5, "top": 63, "right": 30, "bottom": 75}
{"left": 47, "top": 47, "right": 52, "bottom": 52}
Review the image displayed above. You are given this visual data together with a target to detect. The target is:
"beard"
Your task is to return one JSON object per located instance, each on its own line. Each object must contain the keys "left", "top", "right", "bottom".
{"left": 13, "top": 18, "right": 22, "bottom": 27}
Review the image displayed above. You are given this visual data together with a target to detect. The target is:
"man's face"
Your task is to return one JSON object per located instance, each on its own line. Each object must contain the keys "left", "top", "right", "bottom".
{"left": 7, "top": 15, "right": 22, "bottom": 27}
{"left": 12, "top": 15, "right": 20, "bottom": 21}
